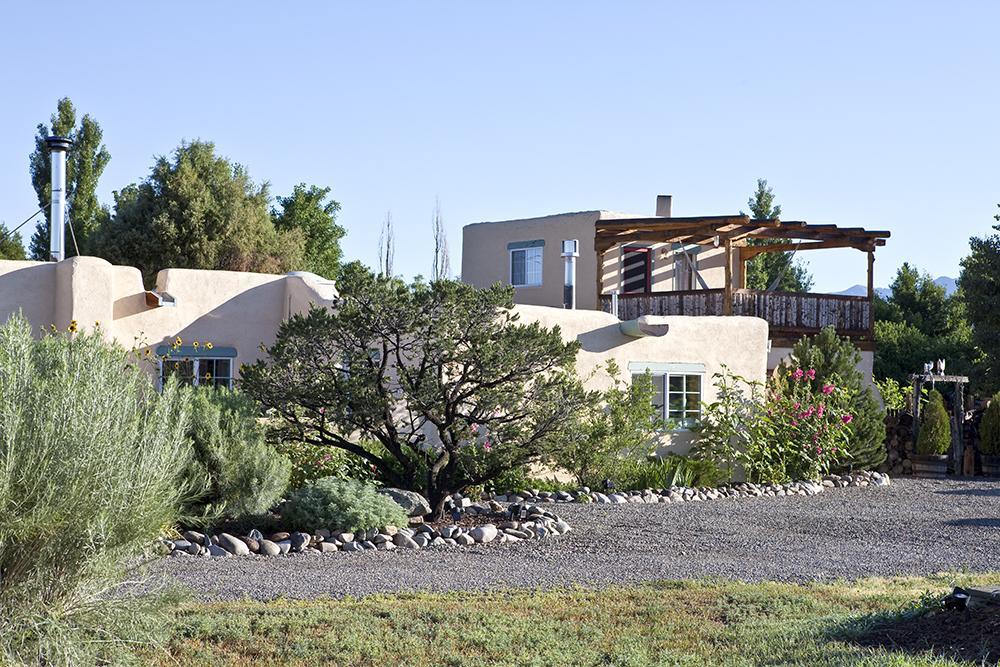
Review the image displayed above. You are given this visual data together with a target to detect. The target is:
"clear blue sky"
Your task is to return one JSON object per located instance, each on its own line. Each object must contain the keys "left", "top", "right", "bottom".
{"left": 1, "top": 2, "right": 997, "bottom": 292}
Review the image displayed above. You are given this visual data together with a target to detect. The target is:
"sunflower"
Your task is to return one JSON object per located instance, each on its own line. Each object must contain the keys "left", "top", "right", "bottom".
{"left": 193, "top": 341, "right": 200, "bottom": 349}
{"left": 68, "top": 320, "right": 78, "bottom": 333}
{"left": 205, "top": 342, "right": 213, "bottom": 350}
{"left": 174, "top": 336, "right": 183, "bottom": 347}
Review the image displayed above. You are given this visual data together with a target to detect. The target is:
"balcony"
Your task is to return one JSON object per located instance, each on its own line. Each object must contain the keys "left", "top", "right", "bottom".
{"left": 600, "top": 288, "right": 873, "bottom": 340}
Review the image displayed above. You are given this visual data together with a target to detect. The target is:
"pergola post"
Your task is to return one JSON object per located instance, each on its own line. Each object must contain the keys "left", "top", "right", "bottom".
{"left": 867, "top": 250, "right": 875, "bottom": 336}
{"left": 596, "top": 246, "right": 605, "bottom": 313}
{"left": 723, "top": 237, "right": 733, "bottom": 315}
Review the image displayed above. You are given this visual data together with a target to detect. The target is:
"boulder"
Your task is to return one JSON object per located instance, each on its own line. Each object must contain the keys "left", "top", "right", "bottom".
{"left": 290, "top": 532, "right": 311, "bottom": 552}
{"left": 258, "top": 540, "right": 281, "bottom": 556}
{"left": 392, "top": 533, "right": 420, "bottom": 549}
{"left": 218, "top": 533, "right": 250, "bottom": 556}
{"left": 379, "top": 488, "right": 431, "bottom": 517}
{"left": 469, "top": 524, "right": 498, "bottom": 543}
{"left": 207, "top": 544, "right": 230, "bottom": 558}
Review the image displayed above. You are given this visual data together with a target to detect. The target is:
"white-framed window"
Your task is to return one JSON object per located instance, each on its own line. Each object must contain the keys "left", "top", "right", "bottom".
{"left": 156, "top": 344, "right": 237, "bottom": 390}
{"left": 629, "top": 362, "right": 705, "bottom": 429}
{"left": 509, "top": 243, "right": 543, "bottom": 287}
{"left": 161, "top": 357, "right": 234, "bottom": 389}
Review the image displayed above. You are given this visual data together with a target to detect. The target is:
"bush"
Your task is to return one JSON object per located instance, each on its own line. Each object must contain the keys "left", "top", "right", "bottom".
{"left": 0, "top": 315, "right": 191, "bottom": 664}
{"left": 916, "top": 390, "right": 952, "bottom": 456}
{"left": 778, "top": 327, "right": 886, "bottom": 472}
{"left": 280, "top": 477, "right": 408, "bottom": 532}
{"left": 275, "top": 438, "right": 377, "bottom": 490}
{"left": 874, "top": 377, "right": 909, "bottom": 415}
{"left": 980, "top": 393, "right": 1000, "bottom": 456}
{"left": 183, "top": 387, "right": 291, "bottom": 523}
{"left": 552, "top": 363, "right": 663, "bottom": 488}
{"left": 695, "top": 367, "right": 854, "bottom": 484}
{"left": 608, "top": 455, "right": 722, "bottom": 490}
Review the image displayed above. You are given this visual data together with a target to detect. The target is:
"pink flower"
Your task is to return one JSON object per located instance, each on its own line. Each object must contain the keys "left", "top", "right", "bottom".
{"left": 791, "top": 419, "right": 799, "bottom": 427}
{"left": 821, "top": 384, "right": 835, "bottom": 395}
{"left": 842, "top": 414, "right": 854, "bottom": 425}
{"left": 818, "top": 404, "right": 825, "bottom": 417}
{"left": 806, "top": 369, "right": 816, "bottom": 380}
{"left": 482, "top": 438, "right": 492, "bottom": 452}
{"left": 816, "top": 447, "right": 822, "bottom": 454}
{"left": 793, "top": 402, "right": 801, "bottom": 410}
{"left": 793, "top": 368, "right": 805, "bottom": 380}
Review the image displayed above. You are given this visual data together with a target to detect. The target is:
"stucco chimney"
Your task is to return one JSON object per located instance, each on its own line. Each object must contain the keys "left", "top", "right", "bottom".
{"left": 46, "top": 135, "right": 72, "bottom": 262}
{"left": 655, "top": 194, "right": 672, "bottom": 217}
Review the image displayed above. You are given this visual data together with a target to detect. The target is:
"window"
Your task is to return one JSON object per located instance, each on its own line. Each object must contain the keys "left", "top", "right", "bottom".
{"left": 672, "top": 243, "right": 701, "bottom": 291}
{"left": 156, "top": 344, "right": 236, "bottom": 390}
{"left": 629, "top": 362, "right": 705, "bottom": 429}
{"left": 508, "top": 241, "right": 544, "bottom": 287}
{"left": 622, "top": 247, "right": 651, "bottom": 294}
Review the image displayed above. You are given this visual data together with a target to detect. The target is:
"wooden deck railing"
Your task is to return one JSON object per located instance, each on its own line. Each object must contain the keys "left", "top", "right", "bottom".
{"left": 601, "top": 289, "right": 873, "bottom": 339}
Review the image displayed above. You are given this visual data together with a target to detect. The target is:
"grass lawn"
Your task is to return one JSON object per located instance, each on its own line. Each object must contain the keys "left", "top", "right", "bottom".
{"left": 152, "top": 574, "right": 1000, "bottom": 666}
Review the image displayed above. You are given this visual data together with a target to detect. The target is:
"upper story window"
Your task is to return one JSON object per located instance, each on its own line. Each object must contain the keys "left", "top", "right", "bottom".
{"left": 672, "top": 243, "right": 701, "bottom": 291}
{"left": 157, "top": 344, "right": 236, "bottom": 390}
{"left": 629, "top": 362, "right": 705, "bottom": 429}
{"left": 508, "top": 240, "right": 544, "bottom": 287}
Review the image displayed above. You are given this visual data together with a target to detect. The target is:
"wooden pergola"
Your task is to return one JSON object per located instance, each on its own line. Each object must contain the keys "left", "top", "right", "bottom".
{"left": 595, "top": 215, "right": 891, "bottom": 316}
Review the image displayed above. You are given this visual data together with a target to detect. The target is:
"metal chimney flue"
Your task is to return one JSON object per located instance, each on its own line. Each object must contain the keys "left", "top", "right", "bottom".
{"left": 561, "top": 239, "right": 579, "bottom": 309}
{"left": 655, "top": 194, "right": 672, "bottom": 217}
{"left": 45, "top": 136, "right": 72, "bottom": 262}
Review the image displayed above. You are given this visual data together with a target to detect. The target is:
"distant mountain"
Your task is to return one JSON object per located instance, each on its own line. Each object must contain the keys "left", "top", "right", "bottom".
{"left": 834, "top": 276, "right": 956, "bottom": 299}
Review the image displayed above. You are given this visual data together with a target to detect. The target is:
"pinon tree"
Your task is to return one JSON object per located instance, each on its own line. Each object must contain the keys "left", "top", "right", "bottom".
{"left": 776, "top": 326, "right": 886, "bottom": 471}
{"left": 241, "top": 264, "right": 591, "bottom": 518}
{"left": 916, "top": 390, "right": 952, "bottom": 456}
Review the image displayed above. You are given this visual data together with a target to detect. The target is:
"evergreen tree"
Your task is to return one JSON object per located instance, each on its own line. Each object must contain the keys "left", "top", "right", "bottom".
{"left": 272, "top": 183, "right": 345, "bottom": 280}
{"left": 741, "top": 178, "right": 813, "bottom": 292}
{"left": 91, "top": 141, "right": 304, "bottom": 286}
{"left": 0, "top": 230, "right": 26, "bottom": 260}
{"left": 916, "top": 389, "right": 951, "bottom": 456}
{"left": 778, "top": 326, "right": 886, "bottom": 471}
{"left": 958, "top": 205, "right": 1000, "bottom": 393}
{"left": 27, "top": 98, "right": 110, "bottom": 259}
{"left": 979, "top": 392, "right": 1000, "bottom": 456}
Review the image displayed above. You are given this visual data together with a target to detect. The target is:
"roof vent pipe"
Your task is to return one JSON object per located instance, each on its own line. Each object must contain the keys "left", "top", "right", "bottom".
{"left": 655, "top": 194, "right": 672, "bottom": 217}
{"left": 45, "top": 136, "right": 72, "bottom": 262}
{"left": 561, "top": 239, "right": 579, "bottom": 309}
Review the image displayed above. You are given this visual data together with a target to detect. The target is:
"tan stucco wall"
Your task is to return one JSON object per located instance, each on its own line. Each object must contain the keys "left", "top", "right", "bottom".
{"left": 513, "top": 305, "right": 769, "bottom": 456}
{"left": 462, "top": 211, "right": 739, "bottom": 312}
{"left": 0, "top": 257, "right": 338, "bottom": 380}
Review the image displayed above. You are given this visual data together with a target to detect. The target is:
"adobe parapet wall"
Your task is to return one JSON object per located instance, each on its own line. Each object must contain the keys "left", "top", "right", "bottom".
{"left": 0, "top": 257, "right": 338, "bottom": 377}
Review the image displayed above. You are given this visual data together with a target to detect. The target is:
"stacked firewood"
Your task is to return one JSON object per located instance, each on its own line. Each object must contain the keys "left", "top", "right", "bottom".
{"left": 881, "top": 412, "right": 914, "bottom": 475}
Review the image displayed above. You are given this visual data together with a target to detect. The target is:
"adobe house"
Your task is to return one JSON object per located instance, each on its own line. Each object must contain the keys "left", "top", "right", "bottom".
{"left": 462, "top": 194, "right": 890, "bottom": 384}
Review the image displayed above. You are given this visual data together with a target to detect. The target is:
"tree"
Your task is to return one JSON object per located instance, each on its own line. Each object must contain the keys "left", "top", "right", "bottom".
{"left": 28, "top": 98, "right": 111, "bottom": 259}
{"left": 916, "top": 389, "right": 951, "bottom": 456}
{"left": 0, "top": 229, "right": 26, "bottom": 260}
{"left": 431, "top": 198, "right": 450, "bottom": 280}
{"left": 873, "top": 263, "right": 974, "bottom": 386}
{"left": 777, "top": 326, "right": 886, "bottom": 471}
{"left": 272, "top": 183, "right": 345, "bottom": 280}
{"left": 91, "top": 141, "right": 304, "bottom": 286}
{"left": 741, "top": 178, "right": 813, "bottom": 292}
{"left": 979, "top": 392, "right": 1000, "bottom": 456}
{"left": 377, "top": 212, "right": 394, "bottom": 277}
{"left": 241, "top": 264, "right": 591, "bottom": 518}
{"left": 959, "top": 206, "right": 1000, "bottom": 393}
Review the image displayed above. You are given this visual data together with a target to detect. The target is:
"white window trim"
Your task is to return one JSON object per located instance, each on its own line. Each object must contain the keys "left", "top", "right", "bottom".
{"left": 630, "top": 362, "right": 705, "bottom": 432}
{"left": 509, "top": 246, "right": 543, "bottom": 288}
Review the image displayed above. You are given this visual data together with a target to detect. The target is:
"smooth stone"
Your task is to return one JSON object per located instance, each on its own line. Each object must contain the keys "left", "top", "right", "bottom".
{"left": 258, "top": 540, "right": 281, "bottom": 556}
{"left": 342, "top": 542, "right": 363, "bottom": 552}
{"left": 248, "top": 528, "right": 264, "bottom": 541}
{"left": 393, "top": 533, "right": 420, "bottom": 549}
{"left": 360, "top": 540, "right": 377, "bottom": 550}
{"left": 185, "top": 543, "right": 201, "bottom": 555}
{"left": 290, "top": 532, "right": 311, "bottom": 552}
{"left": 239, "top": 537, "right": 260, "bottom": 553}
{"left": 207, "top": 544, "right": 229, "bottom": 557}
{"left": 335, "top": 532, "right": 355, "bottom": 544}
{"left": 277, "top": 540, "right": 292, "bottom": 554}
{"left": 317, "top": 541, "right": 338, "bottom": 553}
{"left": 378, "top": 488, "right": 431, "bottom": 517}
{"left": 217, "top": 533, "right": 249, "bottom": 556}
{"left": 455, "top": 533, "right": 475, "bottom": 546}
{"left": 168, "top": 549, "right": 188, "bottom": 557}
{"left": 380, "top": 525, "right": 399, "bottom": 536}
{"left": 182, "top": 530, "right": 206, "bottom": 545}
{"left": 171, "top": 539, "right": 192, "bottom": 550}
{"left": 269, "top": 532, "right": 291, "bottom": 542}
{"left": 469, "top": 524, "right": 498, "bottom": 543}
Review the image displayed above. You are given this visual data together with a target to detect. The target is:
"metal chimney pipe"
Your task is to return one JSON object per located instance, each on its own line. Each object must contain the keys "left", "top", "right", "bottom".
{"left": 655, "top": 194, "right": 672, "bottom": 217}
{"left": 45, "top": 136, "right": 72, "bottom": 262}
{"left": 561, "top": 239, "right": 579, "bottom": 309}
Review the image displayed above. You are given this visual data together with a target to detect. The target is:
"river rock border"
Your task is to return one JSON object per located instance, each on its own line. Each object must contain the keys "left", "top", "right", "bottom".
{"left": 163, "top": 502, "right": 571, "bottom": 559}
{"left": 490, "top": 470, "right": 891, "bottom": 505}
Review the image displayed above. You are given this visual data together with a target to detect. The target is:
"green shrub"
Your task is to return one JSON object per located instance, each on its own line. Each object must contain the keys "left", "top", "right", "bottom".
{"left": 778, "top": 327, "right": 886, "bottom": 472}
{"left": 183, "top": 387, "right": 291, "bottom": 523}
{"left": 609, "top": 455, "right": 722, "bottom": 490}
{"left": 874, "top": 377, "right": 909, "bottom": 415}
{"left": 981, "top": 393, "right": 1000, "bottom": 456}
{"left": 916, "top": 390, "right": 952, "bottom": 456}
{"left": 0, "top": 315, "right": 191, "bottom": 665}
{"left": 280, "top": 477, "right": 408, "bottom": 532}
{"left": 275, "top": 438, "right": 376, "bottom": 490}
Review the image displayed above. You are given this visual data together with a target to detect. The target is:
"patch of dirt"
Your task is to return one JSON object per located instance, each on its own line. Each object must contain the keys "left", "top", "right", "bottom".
{"left": 852, "top": 607, "right": 1000, "bottom": 663}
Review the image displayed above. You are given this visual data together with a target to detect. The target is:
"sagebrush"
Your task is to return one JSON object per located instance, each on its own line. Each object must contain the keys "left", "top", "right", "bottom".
{"left": 0, "top": 315, "right": 191, "bottom": 665}
{"left": 280, "top": 477, "right": 408, "bottom": 532}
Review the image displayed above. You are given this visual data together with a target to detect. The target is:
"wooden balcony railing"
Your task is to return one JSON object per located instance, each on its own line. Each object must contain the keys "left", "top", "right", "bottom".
{"left": 600, "top": 288, "right": 873, "bottom": 340}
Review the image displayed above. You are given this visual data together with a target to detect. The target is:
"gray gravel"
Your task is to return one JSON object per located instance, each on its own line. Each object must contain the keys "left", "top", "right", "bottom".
{"left": 151, "top": 478, "right": 1000, "bottom": 601}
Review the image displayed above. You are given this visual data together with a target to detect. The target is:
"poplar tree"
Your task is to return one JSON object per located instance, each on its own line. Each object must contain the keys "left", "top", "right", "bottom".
{"left": 272, "top": 183, "right": 345, "bottom": 280}
{"left": 27, "top": 98, "right": 111, "bottom": 259}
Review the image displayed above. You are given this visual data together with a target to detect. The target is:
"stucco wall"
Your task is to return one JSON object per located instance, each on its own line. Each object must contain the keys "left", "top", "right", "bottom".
{"left": 513, "top": 305, "right": 769, "bottom": 456}
{"left": 462, "top": 211, "right": 737, "bottom": 312}
{"left": 0, "top": 257, "right": 338, "bottom": 381}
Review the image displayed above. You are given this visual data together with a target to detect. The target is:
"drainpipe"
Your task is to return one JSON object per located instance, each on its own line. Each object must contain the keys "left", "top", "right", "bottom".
{"left": 561, "top": 239, "right": 579, "bottom": 309}
{"left": 46, "top": 136, "right": 72, "bottom": 262}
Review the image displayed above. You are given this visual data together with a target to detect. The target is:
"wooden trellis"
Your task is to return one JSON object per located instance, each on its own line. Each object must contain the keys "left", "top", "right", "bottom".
{"left": 910, "top": 373, "right": 970, "bottom": 475}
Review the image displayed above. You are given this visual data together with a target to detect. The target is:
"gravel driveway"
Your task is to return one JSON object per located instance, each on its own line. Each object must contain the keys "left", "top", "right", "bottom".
{"left": 152, "top": 478, "right": 1000, "bottom": 601}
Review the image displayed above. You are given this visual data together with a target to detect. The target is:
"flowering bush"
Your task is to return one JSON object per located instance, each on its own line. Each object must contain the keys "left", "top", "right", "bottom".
{"left": 275, "top": 439, "right": 378, "bottom": 490}
{"left": 695, "top": 366, "right": 854, "bottom": 484}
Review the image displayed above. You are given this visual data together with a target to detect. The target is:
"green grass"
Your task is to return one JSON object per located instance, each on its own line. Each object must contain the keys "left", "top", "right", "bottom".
{"left": 150, "top": 574, "right": 1000, "bottom": 666}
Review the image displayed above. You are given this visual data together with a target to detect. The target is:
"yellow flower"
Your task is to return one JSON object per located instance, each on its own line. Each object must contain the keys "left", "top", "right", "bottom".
{"left": 193, "top": 341, "right": 200, "bottom": 349}
{"left": 68, "top": 320, "right": 78, "bottom": 333}
{"left": 205, "top": 342, "right": 213, "bottom": 350}
{"left": 205, "top": 372, "right": 213, "bottom": 381}
{"left": 144, "top": 349, "right": 152, "bottom": 358}
{"left": 174, "top": 337, "right": 183, "bottom": 347}
{"left": 94, "top": 321, "right": 100, "bottom": 329}
{"left": 49, "top": 324, "right": 56, "bottom": 333}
